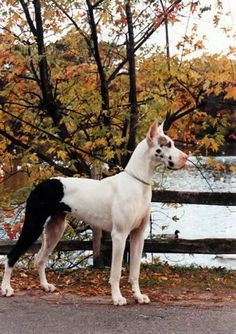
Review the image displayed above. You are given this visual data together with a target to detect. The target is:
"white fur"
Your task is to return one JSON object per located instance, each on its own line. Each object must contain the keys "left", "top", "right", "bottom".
{"left": 1, "top": 122, "right": 187, "bottom": 305}
{"left": 1, "top": 260, "right": 14, "bottom": 297}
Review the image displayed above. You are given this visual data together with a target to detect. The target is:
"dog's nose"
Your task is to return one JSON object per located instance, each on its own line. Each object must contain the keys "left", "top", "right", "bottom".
{"left": 182, "top": 153, "right": 188, "bottom": 161}
{"left": 181, "top": 153, "right": 188, "bottom": 164}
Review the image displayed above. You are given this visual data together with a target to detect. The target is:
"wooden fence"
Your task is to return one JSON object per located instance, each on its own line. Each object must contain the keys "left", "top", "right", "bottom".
{"left": 0, "top": 190, "right": 235, "bottom": 256}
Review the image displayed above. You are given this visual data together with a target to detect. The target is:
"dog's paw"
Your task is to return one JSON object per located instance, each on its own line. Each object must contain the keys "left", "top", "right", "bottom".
{"left": 113, "top": 295, "right": 127, "bottom": 306}
{"left": 41, "top": 283, "right": 56, "bottom": 293}
{"left": 1, "top": 285, "right": 14, "bottom": 297}
{"left": 134, "top": 293, "right": 150, "bottom": 304}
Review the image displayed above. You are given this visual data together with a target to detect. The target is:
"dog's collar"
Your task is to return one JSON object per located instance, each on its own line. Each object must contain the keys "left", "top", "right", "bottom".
{"left": 124, "top": 170, "right": 152, "bottom": 186}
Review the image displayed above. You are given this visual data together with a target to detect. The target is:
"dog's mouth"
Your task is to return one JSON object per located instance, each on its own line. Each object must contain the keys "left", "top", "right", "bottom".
{"left": 167, "top": 165, "right": 183, "bottom": 170}
{"left": 167, "top": 161, "right": 186, "bottom": 170}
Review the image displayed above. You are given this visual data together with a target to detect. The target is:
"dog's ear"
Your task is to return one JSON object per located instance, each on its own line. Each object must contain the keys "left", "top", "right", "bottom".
{"left": 158, "top": 121, "right": 165, "bottom": 134}
{"left": 146, "top": 121, "right": 158, "bottom": 147}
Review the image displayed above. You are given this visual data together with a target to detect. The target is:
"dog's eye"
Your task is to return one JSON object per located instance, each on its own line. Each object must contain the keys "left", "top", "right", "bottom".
{"left": 156, "top": 149, "right": 161, "bottom": 154}
{"left": 167, "top": 142, "right": 172, "bottom": 148}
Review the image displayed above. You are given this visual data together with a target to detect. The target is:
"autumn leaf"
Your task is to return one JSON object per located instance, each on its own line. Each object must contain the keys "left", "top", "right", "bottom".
{"left": 213, "top": 15, "right": 220, "bottom": 27}
{"left": 225, "top": 86, "right": 236, "bottom": 100}
{"left": 57, "top": 150, "right": 68, "bottom": 161}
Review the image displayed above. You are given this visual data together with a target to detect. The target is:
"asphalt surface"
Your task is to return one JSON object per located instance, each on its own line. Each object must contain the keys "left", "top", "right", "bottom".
{"left": 1, "top": 294, "right": 236, "bottom": 334}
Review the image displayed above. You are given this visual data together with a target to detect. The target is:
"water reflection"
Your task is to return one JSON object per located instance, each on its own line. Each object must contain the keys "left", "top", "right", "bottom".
{"left": 151, "top": 156, "right": 236, "bottom": 269}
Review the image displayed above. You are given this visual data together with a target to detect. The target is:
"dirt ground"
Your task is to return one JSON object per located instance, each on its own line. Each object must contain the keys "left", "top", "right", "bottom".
{"left": 1, "top": 264, "right": 236, "bottom": 305}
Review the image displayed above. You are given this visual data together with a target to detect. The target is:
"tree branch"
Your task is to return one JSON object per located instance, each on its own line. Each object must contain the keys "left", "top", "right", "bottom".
{"left": 108, "top": 0, "right": 182, "bottom": 83}
{"left": 164, "top": 101, "right": 206, "bottom": 131}
{"left": 51, "top": 0, "right": 91, "bottom": 46}
{"left": 0, "top": 128, "right": 75, "bottom": 176}
{"left": 160, "top": 0, "right": 170, "bottom": 71}
{"left": 19, "top": 0, "right": 37, "bottom": 37}
{"left": 92, "top": 0, "right": 104, "bottom": 9}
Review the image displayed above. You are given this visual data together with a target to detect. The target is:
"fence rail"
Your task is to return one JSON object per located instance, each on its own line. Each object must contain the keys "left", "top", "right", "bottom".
{"left": 0, "top": 238, "right": 236, "bottom": 255}
{"left": 151, "top": 190, "right": 236, "bottom": 206}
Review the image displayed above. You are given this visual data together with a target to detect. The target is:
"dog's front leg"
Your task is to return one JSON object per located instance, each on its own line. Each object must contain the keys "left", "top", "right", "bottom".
{"left": 109, "top": 230, "right": 128, "bottom": 306}
{"left": 129, "top": 219, "right": 150, "bottom": 304}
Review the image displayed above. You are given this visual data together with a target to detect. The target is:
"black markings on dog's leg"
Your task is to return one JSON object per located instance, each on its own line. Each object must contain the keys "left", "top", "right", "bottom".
{"left": 7, "top": 211, "right": 46, "bottom": 268}
{"left": 7, "top": 178, "right": 71, "bottom": 268}
{"left": 7, "top": 189, "right": 50, "bottom": 268}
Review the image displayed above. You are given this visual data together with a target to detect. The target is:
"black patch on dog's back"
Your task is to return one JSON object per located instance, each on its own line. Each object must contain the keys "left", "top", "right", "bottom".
{"left": 29, "top": 178, "right": 71, "bottom": 216}
{"left": 33, "top": 179, "right": 64, "bottom": 203}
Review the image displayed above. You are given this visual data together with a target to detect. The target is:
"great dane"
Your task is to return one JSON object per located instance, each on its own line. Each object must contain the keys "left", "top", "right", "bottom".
{"left": 1, "top": 121, "right": 187, "bottom": 305}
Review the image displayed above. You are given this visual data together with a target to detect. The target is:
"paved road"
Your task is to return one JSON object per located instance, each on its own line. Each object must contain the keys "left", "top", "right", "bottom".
{"left": 1, "top": 294, "right": 236, "bottom": 334}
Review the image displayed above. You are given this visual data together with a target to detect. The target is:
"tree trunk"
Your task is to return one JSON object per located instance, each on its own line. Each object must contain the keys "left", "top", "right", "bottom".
{"left": 86, "top": 0, "right": 110, "bottom": 128}
{"left": 126, "top": 0, "right": 138, "bottom": 153}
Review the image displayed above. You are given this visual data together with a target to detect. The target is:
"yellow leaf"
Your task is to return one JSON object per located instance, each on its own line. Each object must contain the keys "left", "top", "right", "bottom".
{"left": 57, "top": 150, "right": 68, "bottom": 161}
{"left": 29, "top": 153, "right": 39, "bottom": 164}
{"left": 47, "top": 147, "right": 56, "bottom": 154}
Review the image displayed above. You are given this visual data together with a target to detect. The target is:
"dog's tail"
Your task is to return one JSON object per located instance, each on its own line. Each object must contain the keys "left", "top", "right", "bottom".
{"left": 6, "top": 178, "right": 70, "bottom": 268}
{"left": 7, "top": 191, "right": 49, "bottom": 268}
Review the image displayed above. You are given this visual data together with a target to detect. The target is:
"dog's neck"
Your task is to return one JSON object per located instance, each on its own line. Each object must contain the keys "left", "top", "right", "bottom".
{"left": 125, "top": 139, "right": 157, "bottom": 186}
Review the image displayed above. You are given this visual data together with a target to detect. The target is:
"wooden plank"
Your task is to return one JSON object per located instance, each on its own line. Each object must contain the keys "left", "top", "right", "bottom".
{"left": 152, "top": 190, "right": 236, "bottom": 206}
{"left": 1, "top": 238, "right": 236, "bottom": 255}
{"left": 0, "top": 240, "right": 93, "bottom": 255}
{"left": 142, "top": 238, "right": 236, "bottom": 254}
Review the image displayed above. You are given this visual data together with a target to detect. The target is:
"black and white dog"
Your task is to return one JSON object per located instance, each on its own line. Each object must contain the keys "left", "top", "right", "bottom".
{"left": 1, "top": 121, "right": 187, "bottom": 305}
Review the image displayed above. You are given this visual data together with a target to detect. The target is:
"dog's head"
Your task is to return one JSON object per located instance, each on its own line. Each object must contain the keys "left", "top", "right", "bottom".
{"left": 146, "top": 121, "right": 188, "bottom": 170}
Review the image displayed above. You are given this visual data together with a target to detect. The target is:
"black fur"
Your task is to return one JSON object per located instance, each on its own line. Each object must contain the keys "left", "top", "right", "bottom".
{"left": 7, "top": 179, "right": 71, "bottom": 268}
{"left": 31, "top": 179, "right": 71, "bottom": 215}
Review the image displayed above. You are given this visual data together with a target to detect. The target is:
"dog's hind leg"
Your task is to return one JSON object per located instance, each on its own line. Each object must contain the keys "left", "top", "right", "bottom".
{"left": 129, "top": 215, "right": 150, "bottom": 304}
{"left": 1, "top": 210, "right": 48, "bottom": 297}
{"left": 1, "top": 261, "right": 14, "bottom": 297}
{"left": 34, "top": 213, "right": 67, "bottom": 292}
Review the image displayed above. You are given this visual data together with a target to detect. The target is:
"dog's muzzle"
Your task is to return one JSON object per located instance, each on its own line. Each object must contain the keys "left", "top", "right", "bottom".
{"left": 167, "top": 153, "right": 188, "bottom": 170}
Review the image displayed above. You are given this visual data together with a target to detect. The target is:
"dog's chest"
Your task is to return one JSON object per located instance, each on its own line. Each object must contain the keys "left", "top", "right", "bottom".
{"left": 111, "top": 179, "right": 151, "bottom": 230}
{"left": 128, "top": 192, "right": 151, "bottom": 230}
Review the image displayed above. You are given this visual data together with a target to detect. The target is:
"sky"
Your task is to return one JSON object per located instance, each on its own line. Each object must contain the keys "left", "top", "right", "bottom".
{"left": 151, "top": 0, "right": 236, "bottom": 59}
{"left": 1, "top": 0, "right": 235, "bottom": 60}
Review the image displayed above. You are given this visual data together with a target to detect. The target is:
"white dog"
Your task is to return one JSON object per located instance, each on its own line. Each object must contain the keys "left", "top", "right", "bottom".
{"left": 1, "top": 121, "right": 187, "bottom": 305}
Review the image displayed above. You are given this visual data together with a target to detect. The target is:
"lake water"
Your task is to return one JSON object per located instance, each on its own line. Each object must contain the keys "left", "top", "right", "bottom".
{"left": 150, "top": 156, "right": 236, "bottom": 269}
